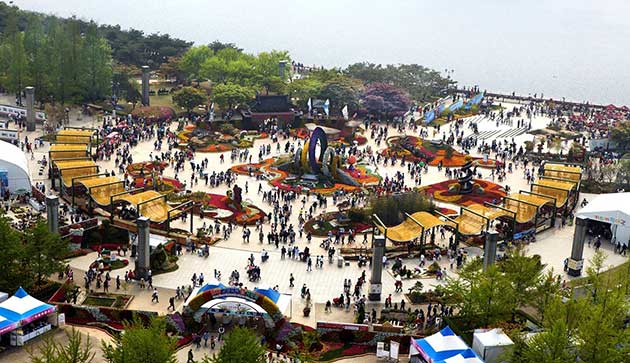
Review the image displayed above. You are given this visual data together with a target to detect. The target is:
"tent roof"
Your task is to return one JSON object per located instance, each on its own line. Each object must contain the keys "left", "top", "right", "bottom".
{"left": 437, "top": 349, "right": 484, "bottom": 363}
{"left": 576, "top": 193, "right": 630, "bottom": 226}
{"left": 412, "top": 326, "right": 469, "bottom": 362}
{"left": 0, "top": 140, "right": 30, "bottom": 182}
{"left": 474, "top": 328, "right": 513, "bottom": 347}
{"left": 0, "top": 287, "right": 56, "bottom": 324}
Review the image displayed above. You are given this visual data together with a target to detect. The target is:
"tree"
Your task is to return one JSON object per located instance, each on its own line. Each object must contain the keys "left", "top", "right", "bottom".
{"left": 517, "top": 319, "right": 574, "bottom": 363}
{"left": 23, "top": 14, "right": 49, "bottom": 104}
{"left": 0, "top": 215, "right": 27, "bottom": 292}
{"left": 499, "top": 248, "right": 544, "bottom": 319}
{"left": 3, "top": 11, "right": 27, "bottom": 104}
{"left": 253, "top": 50, "right": 291, "bottom": 94}
{"left": 204, "top": 327, "right": 265, "bottom": 363}
{"left": 318, "top": 77, "right": 363, "bottom": 115}
{"left": 102, "top": 317, "right": 177, "bottom": 363}
{"left": 23, "top": 221, "right": 70, "bottom": 288}
{"left": 81, "top": 22, "right": 113, "bottom": 102}
{"left": 212, "top": 83, "right": 254, "bottom": 110}
{"left": 287, "top": 78, "right": 324, "bottom": 109}
{"left": 172, "top": 86, "right": 206, "bottom": 115}
{"left": 29, "top": 328, "right": 95, "bottom": 363}
{"left": 360, "top": 83, "right": 411, "bottom": 116}
{"left": 179, "top": 45, "right": 213, "bottom": 83}
{"left": 207, "top": 40, "right": 242, "bottom": 53}
{"left": 610, "top": 121, "right": 630, "bottom": 150}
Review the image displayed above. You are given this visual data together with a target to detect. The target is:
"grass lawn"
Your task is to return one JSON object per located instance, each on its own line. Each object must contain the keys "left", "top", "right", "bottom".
{"left": 83, "top": 296, "right": 116, "bottom": 307}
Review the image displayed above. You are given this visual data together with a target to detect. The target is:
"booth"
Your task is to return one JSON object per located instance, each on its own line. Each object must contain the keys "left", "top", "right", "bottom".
{"left": 472, "top": 329, "right": 513, "bottom": 363}
{"left": 576, "top": 192, "right": 630, "bottom": 246}
{"left": 0, "top": 287, "right": 57, "bottom": 346}
{"left": 410, "top": 326, "right": 470, "bottom": 363}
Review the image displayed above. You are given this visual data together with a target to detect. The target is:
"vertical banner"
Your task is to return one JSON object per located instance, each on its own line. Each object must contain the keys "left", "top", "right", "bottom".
{"left": 424, "top": 110, "right": 436, "bottom": 124}
{"left": 450, "top": 99, "right": 463, "bottom": 112}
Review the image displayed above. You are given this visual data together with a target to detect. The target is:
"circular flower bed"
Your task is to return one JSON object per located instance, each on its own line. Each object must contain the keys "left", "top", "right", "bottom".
{"left": 418, "top": 179, "right": 507, "bottom": 206}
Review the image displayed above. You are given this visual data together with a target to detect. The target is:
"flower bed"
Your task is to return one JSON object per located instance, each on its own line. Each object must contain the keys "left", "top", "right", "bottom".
{"left": 419, "top": 179, "right": 507, "bottom": 206}
{"left": 304, "top": 212, "right": 373, "bottom": 237}
{"left": 131, "top": 106, "right": 176, "bottom": 121}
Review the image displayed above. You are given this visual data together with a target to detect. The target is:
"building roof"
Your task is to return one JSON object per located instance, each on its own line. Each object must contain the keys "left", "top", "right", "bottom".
{"left": 0, "top": 140, "right": 31, "bottom": 192}
{"left": 576, "top": 192, "right": 630, "bottom": 226}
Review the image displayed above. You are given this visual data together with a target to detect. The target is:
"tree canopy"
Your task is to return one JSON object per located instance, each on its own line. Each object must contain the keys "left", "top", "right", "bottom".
{"left": 102, "top": 317, "right": 177, "bottom": 363}
{"left": 204, "top": 327, "right": 266, "bottom": 363}
{"left": 172, "top": 86, "right": 206, "bottom": 114}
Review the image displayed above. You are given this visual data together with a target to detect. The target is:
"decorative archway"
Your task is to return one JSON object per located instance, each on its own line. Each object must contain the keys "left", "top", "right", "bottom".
{"left": 186, "top": 287, "right": 286, "bottom": 329}
{"left": 308, "top": 127, "right": 328, "bottom": 173}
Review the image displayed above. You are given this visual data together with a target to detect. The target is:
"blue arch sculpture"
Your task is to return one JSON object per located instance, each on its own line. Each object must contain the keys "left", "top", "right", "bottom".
{"left": 308, "top": 127, "right": 328, "bottom": 174}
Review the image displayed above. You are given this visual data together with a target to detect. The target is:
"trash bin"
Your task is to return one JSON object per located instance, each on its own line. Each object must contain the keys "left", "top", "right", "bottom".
{"left": 337, "top": 256, "right": 344, "bottom": 268}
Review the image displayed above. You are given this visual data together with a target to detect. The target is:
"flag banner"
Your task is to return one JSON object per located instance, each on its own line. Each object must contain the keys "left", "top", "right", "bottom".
{"left": 424, "top": 110, "right": 436, "bottom": 124}
{"left": 341, "top": 105, "right": 349, "bottom": 120}
{"left": 323, "top": 99, "right": 330, "bottom": 116}
{"left": 307, "top": 98, "right": 312, "bottom": 112}
{"left": 449, "top": 99, "right": 464, "bottom": 112}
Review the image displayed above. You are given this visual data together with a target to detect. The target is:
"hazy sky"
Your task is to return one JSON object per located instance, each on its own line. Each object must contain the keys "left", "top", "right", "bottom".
{"left": 9, "top": 0, "right": 630, "bottom": 104}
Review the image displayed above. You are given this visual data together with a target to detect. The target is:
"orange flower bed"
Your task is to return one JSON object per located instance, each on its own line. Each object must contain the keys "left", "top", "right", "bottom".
{"left": 198, "top": 143, "right": 232, "bottom": 152}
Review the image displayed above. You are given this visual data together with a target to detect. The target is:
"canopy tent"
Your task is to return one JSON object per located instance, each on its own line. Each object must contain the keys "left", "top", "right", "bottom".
{"left": 57, "top": 161, "right": 99, "bottom": 189}
{"left": 77, "top": 176, "right": 125, "bottom": 206}
{"left": 435, "top": 349, "right": 484, "bottom": 363}
{"left": 56, "top": 129, "right": 95, "bottom": 144}
{"left": 472, "top": 328, "right": 513, "bottom": 363}
{"left": 410, "top": 326, "right": 469, "bottom": 363}
{"left": 0, "top": 287, "right": 56, "bottom": 325}
{"left": 113, "top": 190, "right": 180, "bottom": 223}
{"left": 49, "top": 143, "right": 89, "bottom": 161}
{"left": 377, "top": 211, "right": 456, "bottom": 242}
{"left": 543, "top": 163, "right": 582, "bottom": 182}
{"left": 576, "top": 193, "right": 630, "bottom": 246}
{"left": 503, "top": 193, "right": 554, "bottom": 223}
{"left": 454, "top": 208, "right": 488, "bottom": 236}
{"left": 0, "top": 140, "right": 31, "bottom": 194}
{"left": 0, "top": 315, "right": 17, "bottom": 336}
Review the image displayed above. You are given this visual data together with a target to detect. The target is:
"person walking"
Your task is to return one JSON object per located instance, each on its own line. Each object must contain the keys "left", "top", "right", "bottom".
{"left": 152, "top": 288, "right": 159, "bottom": 303}
{"left": 168, "top": 296, "right": 175, "bottom": 311}
{"left": 289, "top": 273, "right": 294, "bottom": 287}
{"left": 187, "top": 348, "right": 194, "bottom": 363}
{"left": 203, "top": 331, "right": 209, "bottom": 347}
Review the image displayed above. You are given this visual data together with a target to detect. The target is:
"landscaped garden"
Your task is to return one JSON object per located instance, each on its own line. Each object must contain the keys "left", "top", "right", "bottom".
{"left": 418, "top": 178, "right": 507, "bottom": 206}
{"left": 176, "top": 123, "right": 268, "bottom": 152}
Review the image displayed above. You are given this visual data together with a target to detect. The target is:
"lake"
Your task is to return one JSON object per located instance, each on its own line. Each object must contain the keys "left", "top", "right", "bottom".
{"left": 10, "top": 0, "right": 630, "bottom": 105}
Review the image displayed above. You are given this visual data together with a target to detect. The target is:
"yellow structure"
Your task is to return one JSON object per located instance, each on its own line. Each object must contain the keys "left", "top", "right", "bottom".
{"left": 55, "top": 160, "right": 99, "bottom": 188}
{"left": 377, "top": 211, "right": 456, "bottom": 242}
{"left": 56, "top": 129, "right": 95, "bottom": 144}
{"left": 76, "top": 176, "right": 125, "bottom": 206}
{"left": 543, "top": 163, "right": 582, "bottom": 182}
{"left": 113, "top": 190, "right": 180, "bottom": 223}
{"left": 504, "top": 193, "right": 554, "bottom": 223}
{"left": 49, "top": 143, "right": 89, "bottom": 161}
{"left": 532, "top": 178, "right": 576, "bottom": 208}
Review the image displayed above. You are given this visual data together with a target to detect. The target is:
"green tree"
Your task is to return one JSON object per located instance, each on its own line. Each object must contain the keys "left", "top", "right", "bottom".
{"left": 81, "top": 21, "right": 113, "bottom": 102}
{"left": 23, "top": 14, "right": 49, "bottom": 104}
{"left": 4, "top": 12, "right": 27, "bottom": 104}
{"left": 29, "top": 328, "right": 95, "bottom": 363}
{"left": 253, "top": 50, "right": 291, "bottom": 94}
{"left": 0, "top": 215, "right": 27, "bottom": 292}
{"left": 287, "top": 78, "right": 323, "bottom": 109}
{"left": 172, "top": 86, "right": 206, "bottom": 115}
{"left": 204, "top": 327, "right": 266, "bottom": 363}
{"left": 318, "top": 77, "right": 363, "bottom": 114}
{"left": 610, "top": 121, "right": 630, "bottom": 150}
{"left": 499, "top": 248, "right": 544, "bottom": 319}
{"left": 23, "top": 221, "right": 70, "bottom": 287}
{"left": 212, "top": 82, "right": 254, "bottom": 110}
{"left": 517, "top": 319, "right": 574, "bottom": 363}
{"left": 179, "top": 45, "right": 213, "bottom": 83}
{"left": 102, "top": 317, "right": 177, "bottom": 363}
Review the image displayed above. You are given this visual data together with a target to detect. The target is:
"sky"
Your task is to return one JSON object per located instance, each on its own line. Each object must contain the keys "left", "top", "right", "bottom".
{"left": 8, "top": 0, "right": 630, "bottom": 105}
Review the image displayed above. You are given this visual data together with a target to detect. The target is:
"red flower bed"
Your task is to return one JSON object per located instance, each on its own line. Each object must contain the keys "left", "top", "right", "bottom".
{"left": 419, "top": 179, "right": 507, "bottom": 206}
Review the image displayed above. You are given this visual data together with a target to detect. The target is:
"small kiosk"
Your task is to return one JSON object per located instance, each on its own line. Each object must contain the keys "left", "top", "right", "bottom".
{"left": 0, "top": 287, "right": 57, "bottom": 346}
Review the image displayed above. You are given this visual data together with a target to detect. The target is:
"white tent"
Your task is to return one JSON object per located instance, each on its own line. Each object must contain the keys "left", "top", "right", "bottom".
{"left": 473, "top": 328, "right": 513, "bottom": 363}
{"left": 0, "top": 140, "right": 31, "bottom": 194}
{"left": 576, "top": 192, "right": 630, "bottom": 246}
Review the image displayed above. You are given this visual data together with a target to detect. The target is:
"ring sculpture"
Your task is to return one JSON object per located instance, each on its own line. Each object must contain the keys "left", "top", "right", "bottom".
{"left": 321, "top": 147, "right": 336, "bottom": 177}
{"left": 458, "top": 158, "right": 474, "bottom": 194}
{"left": 307, "top": 127, "right": 328, "bottom": 174}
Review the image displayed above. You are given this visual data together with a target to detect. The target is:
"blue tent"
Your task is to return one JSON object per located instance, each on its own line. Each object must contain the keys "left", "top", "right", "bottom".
{"left": 0, "top": 287, "right": 56, "bottom": 325}
{"left": 411, "top": 326, "right": 469, "bottom": 363}
{"left": 0, "top": 315, "right": 17, "bottom": 336}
